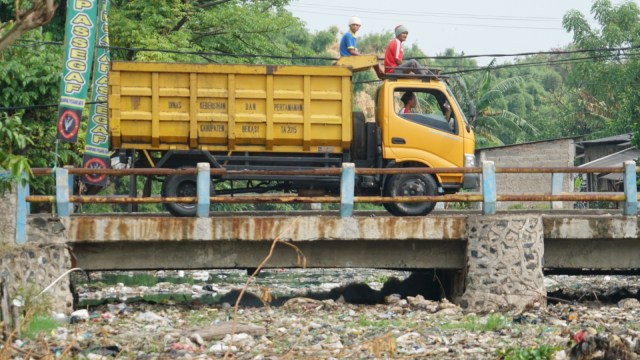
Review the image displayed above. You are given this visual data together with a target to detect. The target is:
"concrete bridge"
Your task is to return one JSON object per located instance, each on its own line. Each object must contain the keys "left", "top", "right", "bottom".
{"left": 5, "top": 161, "right": 640, "bottom": 312}
{"left": 59, "top": 211, "right": 640, "bottom": 272}
{"left": 17, "top": 209, "right": 634, "bottom": 311}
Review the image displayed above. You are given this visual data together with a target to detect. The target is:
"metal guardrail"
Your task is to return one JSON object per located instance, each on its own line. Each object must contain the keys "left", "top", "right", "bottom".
{"left": 10, "top": 160, "right": 639, "bottom": 244}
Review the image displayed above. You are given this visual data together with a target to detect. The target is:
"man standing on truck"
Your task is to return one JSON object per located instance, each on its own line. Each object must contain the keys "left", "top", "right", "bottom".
{"left": 339, "top": 17, "right": 362, "bottom": 56}
{"left": 384, "top": 25, "right": 427, "bottom": 75}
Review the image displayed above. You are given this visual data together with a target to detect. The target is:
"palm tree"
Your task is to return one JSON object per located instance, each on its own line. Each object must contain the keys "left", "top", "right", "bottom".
{"left": 451, "top": 69, "right": 539, "bottom": 147}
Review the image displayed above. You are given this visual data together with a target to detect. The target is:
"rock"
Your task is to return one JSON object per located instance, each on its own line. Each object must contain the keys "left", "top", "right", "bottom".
{"left": 552, "top": 350, "right": 567, "bottom": 360}
{"left": 70, "top": 309, "right": 90, "bottom": 323}
{"left": 136, "top": 311, "right": 168, "bottom": 323}
{"left": 184, "top": 322, "right": 265, "bottom": 341}
{"left": 549, "top": 317, "right": 567, "bottom": 327}
{"left": 396, "top": 332, "right": 422, "bottom": 345}
{"left": 618, "top": 298, "right": 640, "bottom": 309}
{"left": 190, "top": 333, "right": 205, "bottom": 347}
{"left": 192, "top": 271, "right": 210, "bottom": 282}
{"left": 385, "top": 293, "right": 402, "bottom": 305}
{"left": 209, "top": 342, "right": 237, "bottom": 354}
{"left": 283, "top": 297, "right": 323, "bottom": 311}
{"left": 222, "top": 333, "right": 255, "bottom": 347}
{"left": 322, "top": 340, "right": 344, "bottom": 350}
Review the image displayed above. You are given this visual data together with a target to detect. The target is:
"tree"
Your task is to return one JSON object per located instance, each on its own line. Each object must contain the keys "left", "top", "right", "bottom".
{"left": 0, "top": 113, "right": 33, "bottom": 193}
{"left": 562, "top": 0, "right": 640, "bottom": 140}
{"left": 0, "top": 0, "right": 58, "bottom": 51}
{"left": 451, "top": 69, "right": 539, "bottom": 147}
{"left": 105, "top": 0, "right": 310, "bottom": 64}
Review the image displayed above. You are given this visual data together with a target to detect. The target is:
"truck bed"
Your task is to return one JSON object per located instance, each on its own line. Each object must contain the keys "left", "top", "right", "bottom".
{"left": 108, "top": 62, "right": 354, "bottom": 154}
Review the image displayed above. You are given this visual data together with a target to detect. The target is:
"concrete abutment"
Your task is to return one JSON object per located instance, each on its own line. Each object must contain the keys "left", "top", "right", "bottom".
{"left": 456, "top": 215, "right": 546, "bottom": 312}
{"left": 0, "top": 189, "right": 73, "bottom": 314}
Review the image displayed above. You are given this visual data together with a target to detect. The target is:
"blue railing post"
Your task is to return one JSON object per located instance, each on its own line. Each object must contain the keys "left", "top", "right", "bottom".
{"left": 482, "top": 161, "right": 496, "bottom": 215}
{"left": 55, "top": 168, "right": 70, "bottom": 217}
{"left": 551, "top": 173, "right": 564, "bottom": 210}
{"left": 15, "top": 172, "right": 29, "bottom": 244}
{"left": 340, "top": 163, "right": 355, "bottom": 218}
{"left": 623, "top": 161, "right": 637, "bottom": 216}
{"left": 65, "top": 165, "right": 74, "bottom": 215}
{"left": 197, "top": 162, "right": 211, "bottom": 217}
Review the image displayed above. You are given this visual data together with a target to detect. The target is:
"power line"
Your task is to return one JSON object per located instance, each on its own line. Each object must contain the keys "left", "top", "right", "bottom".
{"left": 443, "top": 53, "right": 640, "bottom": 75}
{"left": 289, "top": 3, "right": 561, "bottom": 22}
{"left": 0, "top": 101, "right": 107, "bottom": 112}
{"left": 15, "top": 40, "right": 639, "bottom": 62}
{"left": 290, "top": 9, "right": 563, "bottom": 30}
{"left": 414, "top": 45, "right": 640, "bottom": 60}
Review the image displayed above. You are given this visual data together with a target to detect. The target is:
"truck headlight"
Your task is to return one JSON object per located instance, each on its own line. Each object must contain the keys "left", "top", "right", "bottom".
{"left": 464, "top": 154, "right": 476, "bottom": 168}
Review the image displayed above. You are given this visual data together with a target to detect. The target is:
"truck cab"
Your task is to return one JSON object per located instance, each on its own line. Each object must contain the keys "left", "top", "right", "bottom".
{"left": 338, "top": 55, "right": 477, "bottom": 215}
{"left": 377, "top": 76, "right": 476, "bottom": 192}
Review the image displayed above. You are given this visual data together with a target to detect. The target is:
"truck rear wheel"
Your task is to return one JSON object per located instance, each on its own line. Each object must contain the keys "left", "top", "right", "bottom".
{"left": 384, "top": 173, "right": 438, "bottom": 216}
{"left": 161, "top": 168, "right": 205, "bottom": 217}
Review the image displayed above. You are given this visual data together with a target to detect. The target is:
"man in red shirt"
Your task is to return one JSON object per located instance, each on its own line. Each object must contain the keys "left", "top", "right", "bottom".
{"left": 384, "top": 25, "right": 427, "bottom": 75}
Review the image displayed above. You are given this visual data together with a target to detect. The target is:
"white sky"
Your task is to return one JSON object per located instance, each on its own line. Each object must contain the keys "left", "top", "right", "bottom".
{"left": 286, "top": 0, "right": 630, "bottom": 65}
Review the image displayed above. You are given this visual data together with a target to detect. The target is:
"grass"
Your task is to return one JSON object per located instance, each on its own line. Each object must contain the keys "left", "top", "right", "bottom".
{"left": 23, "top": 316, "right": 59, "bottom": 340}
{"left": 366, "top": 274, "right": 389, "bottom": 286}
{"left": 442, "top": 314, "right": 510, "bottom": 332}
{"left": 355, "top": 314, "right": 408, "bottom": 329}
{"left": 496, "top": 344, "right": 559, "bottom": 360}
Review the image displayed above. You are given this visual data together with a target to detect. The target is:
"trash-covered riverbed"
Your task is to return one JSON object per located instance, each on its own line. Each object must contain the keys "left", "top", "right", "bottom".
{"left": 5, "top": 270, "right": 640, "bottom": 359}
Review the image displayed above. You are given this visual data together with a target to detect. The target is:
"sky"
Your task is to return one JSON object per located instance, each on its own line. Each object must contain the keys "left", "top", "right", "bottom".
{"left": 285, "top": 0, "right": 626, "bottom": 65}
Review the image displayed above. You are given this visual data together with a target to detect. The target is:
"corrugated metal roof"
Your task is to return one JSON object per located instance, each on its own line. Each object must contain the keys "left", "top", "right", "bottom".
{"left": 578, "top": 133, "right": 632, "bottom": 145}
{"left": 476, "top": 136, "right": 580, "bottom": 151}
{"left": 578, "top": 146, "right": 640, "bottom": 168}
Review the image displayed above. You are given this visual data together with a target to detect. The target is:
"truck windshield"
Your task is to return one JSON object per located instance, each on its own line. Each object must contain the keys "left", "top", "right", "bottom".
{"left": 446, "top": 87, "right": 469, "bottom": 126}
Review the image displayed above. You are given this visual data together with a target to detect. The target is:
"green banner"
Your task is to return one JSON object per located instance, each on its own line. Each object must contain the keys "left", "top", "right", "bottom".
{"left": 81, "top": 0, "right": 110, "bottom": 187}
{"left": 56, "top": 0, "right": 99, "bottom": 143}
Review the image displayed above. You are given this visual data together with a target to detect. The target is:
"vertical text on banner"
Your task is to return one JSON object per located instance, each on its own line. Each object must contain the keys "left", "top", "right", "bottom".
{"left": 81, "top": 0, "right": 110, "bottom": 186}
{"left": 56, "top": 0, "right": 98, "bottom": 143}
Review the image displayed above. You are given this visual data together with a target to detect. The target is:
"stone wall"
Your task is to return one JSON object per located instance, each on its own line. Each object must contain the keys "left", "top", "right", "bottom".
{"left": 0, "top": 189, "right": 73, "bottom": 314}
{"left": 0, "top": 188, "right": 17, "bottom": 245}
{"left": 476, "top": 138, "right": 576, "bottom": 210}
{"left": 457, "top": 215, "right": 545, "bottom": 312}
{"left": 0, "top": 244, "right": 73, "bottom": 313}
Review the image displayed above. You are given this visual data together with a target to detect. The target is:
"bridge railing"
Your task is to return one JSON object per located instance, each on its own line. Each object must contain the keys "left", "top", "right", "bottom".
{"left": 10, "top": 160, "right": 638, "bottom": 243}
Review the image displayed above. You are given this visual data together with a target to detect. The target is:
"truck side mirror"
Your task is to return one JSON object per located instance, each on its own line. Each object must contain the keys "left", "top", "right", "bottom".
{"left": 468, "top": 103, "right": 477, "bottom": 122}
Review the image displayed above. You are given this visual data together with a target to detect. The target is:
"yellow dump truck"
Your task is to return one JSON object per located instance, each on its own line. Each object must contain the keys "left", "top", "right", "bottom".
{"left": 108, "top": 56, "right": 477, "bottom": 216}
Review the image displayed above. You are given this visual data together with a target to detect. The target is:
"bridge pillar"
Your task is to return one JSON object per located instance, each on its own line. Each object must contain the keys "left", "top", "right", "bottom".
{"left": 0, "top": 187, "right": 73, "bottom": 313}
{"left": 457, "top": 215, "right": 545, "bottom": 312}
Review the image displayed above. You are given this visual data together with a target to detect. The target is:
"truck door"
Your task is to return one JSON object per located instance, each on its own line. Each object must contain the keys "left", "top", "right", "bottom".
{"left": 386, "top": 88, "right": 464, "bottom": 172}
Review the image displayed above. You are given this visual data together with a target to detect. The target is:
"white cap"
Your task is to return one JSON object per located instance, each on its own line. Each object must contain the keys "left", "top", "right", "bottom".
{"left": 349, "top": 16, "right": 362, "bottom": 26}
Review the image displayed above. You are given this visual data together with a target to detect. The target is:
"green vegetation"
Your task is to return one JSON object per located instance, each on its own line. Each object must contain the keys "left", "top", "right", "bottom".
{"left": 442, "top": 314, "right": 510, "bottom": 332}
{"left": 13, "top": 283, "right": 56, "bottom": 340}
{"left": 23, "top": 316, "right": 59, "bottom": 340}
{"left": 497, "top": 344, "right": 559, "bottom": 360}
{"left": 2, "top": 0, "right": 640, "bottom": 207}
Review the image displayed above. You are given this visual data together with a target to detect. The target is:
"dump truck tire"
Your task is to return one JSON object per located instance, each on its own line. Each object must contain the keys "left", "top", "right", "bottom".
{"left": 384, "top": 173, "right": 438, "bottom": 216}
{"left": 161, "top": 167, "right": 210, "bottom": 217}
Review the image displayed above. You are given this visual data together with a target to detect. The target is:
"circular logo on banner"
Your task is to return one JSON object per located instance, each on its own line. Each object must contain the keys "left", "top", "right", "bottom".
{"left": 83, "top": 158, "right": 108, "bottom": 185}
{"left": 57, "top": 110, "right": 80, "bottom": 140}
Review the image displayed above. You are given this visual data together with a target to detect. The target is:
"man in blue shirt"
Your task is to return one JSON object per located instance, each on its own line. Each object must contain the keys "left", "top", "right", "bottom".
{"left": 339, "top": 17, "right": 361, "bottom": 56}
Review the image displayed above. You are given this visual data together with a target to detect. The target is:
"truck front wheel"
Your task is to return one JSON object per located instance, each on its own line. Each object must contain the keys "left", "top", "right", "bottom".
{"left": 383, "top": 174, "right": 438, "bottom": 216}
